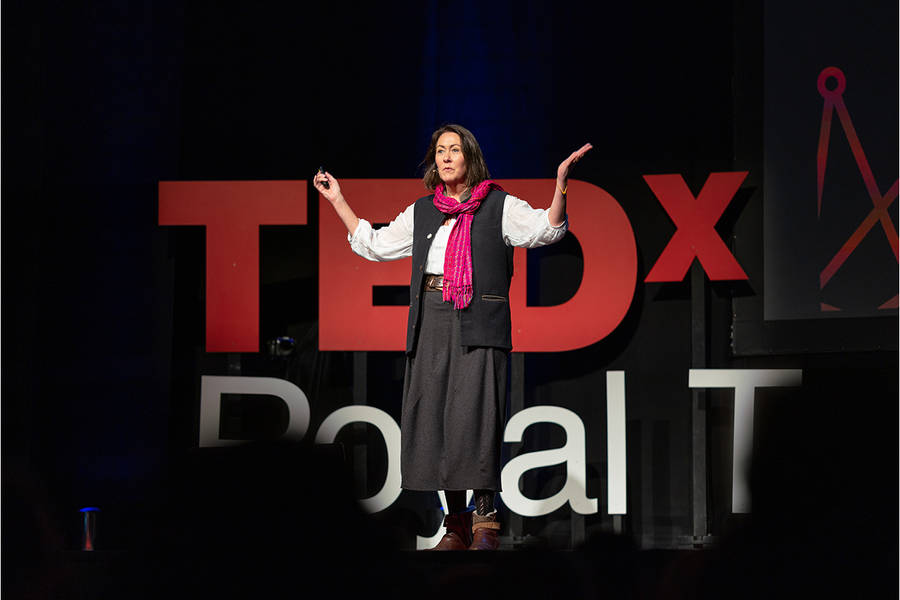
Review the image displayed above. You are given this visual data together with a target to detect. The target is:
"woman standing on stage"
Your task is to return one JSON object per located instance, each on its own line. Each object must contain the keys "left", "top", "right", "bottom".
{"left": 314, "top": 124, "right": 591, "bottom": 550}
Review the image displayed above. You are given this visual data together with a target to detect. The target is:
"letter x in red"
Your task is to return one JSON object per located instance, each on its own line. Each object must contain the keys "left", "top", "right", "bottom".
{"left": 644, "top": 172, "right": 749, "bottom": 282}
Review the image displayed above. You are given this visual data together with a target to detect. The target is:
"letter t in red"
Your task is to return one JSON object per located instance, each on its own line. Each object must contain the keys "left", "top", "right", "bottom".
{"left": 159, "top": 181, "right": 307, "bottom": 352}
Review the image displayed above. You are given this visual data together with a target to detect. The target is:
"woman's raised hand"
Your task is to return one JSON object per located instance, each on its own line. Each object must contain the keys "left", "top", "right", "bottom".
{"left": 313, "top": 170, "right": 342, "bottom": 204}
{"left": 547, "top": 143, "right": 591, "bottom": 226}
{"left": 557, "top": 143, "right": 593, "bottom": 182}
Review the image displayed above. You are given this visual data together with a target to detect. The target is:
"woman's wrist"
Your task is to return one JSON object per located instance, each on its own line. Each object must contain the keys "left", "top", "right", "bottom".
{"left": 556, "top": 178, "right": 568, "bottom": 196}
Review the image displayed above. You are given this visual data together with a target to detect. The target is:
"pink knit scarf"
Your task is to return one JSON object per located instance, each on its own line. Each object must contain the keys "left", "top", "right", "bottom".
{"left": 432, "top": 180, "right": 503, "bottom": 309}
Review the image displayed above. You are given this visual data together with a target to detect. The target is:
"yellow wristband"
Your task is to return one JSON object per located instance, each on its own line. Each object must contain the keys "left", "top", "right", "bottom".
{"left": 556, "top": 181, "right": 567, "bottom": 195}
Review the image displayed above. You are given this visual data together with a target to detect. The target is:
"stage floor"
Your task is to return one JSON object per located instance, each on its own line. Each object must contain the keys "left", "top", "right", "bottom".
{"left": 16, "top": 541, "right": 889, "bottom": 600}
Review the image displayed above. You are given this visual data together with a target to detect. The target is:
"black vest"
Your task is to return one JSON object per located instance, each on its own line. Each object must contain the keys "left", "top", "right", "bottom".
{"left": 405, "top": 189, "right": 514, "bottom": 355}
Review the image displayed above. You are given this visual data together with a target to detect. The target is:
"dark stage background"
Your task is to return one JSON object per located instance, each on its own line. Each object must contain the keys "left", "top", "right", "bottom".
{"left": 4, "top": 0, "right": 898, "bottom": 597}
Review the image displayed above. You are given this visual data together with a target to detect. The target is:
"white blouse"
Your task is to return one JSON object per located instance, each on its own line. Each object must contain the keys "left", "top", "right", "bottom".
{"left": 348, "top": 194, "right": 567, "bottom": 274}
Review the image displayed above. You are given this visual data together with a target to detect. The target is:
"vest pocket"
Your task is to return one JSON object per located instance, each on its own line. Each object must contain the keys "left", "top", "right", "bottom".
{"left": 481, "top": 294, "right": 507, "bottom": 302}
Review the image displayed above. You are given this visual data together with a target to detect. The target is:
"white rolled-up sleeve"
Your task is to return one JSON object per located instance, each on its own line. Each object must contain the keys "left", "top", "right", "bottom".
{"left": 501, "top": 194, "right": 568, "bottom": 248}
{"left": 348, "top": 202, "right": 416, "bottom": 261}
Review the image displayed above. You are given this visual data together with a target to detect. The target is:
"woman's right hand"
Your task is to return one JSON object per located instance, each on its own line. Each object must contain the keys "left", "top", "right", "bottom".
{"left": 313, "top": 170, "right": 343, "bottom": 204}
{"left": 314, "top": 169, "right": 360, "bottom": 235}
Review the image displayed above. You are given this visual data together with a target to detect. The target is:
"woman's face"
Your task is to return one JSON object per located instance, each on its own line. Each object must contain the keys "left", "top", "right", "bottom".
{"left": 435, "top": 131, "right": 467, "bottom": 188}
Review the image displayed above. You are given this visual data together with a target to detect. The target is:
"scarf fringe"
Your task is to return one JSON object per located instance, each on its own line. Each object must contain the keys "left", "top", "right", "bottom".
{"left": 443, "top": 284, "right": 473, "bottom": 310}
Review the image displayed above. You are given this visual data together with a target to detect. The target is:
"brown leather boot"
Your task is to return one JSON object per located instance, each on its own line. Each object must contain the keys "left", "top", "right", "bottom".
{"left": 468, "top": 512, "right": 501, "bottom": 550}
{"left": 428, "top": 511, "right": 473, "bottom": 550}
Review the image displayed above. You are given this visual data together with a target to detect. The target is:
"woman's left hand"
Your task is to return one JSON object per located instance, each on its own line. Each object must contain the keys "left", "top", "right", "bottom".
{"left": 557, "top": 143, "right": 593, "bottom": 182}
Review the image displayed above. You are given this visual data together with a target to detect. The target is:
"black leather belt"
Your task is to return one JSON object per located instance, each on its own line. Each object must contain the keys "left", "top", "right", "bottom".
{"left": 424, "top": 274, "right": 443, "bottom": 291}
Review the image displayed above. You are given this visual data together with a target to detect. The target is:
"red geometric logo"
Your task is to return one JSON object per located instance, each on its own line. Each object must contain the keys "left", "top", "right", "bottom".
{"left": 816, "top": 66, "right": 899, "bottom": 311}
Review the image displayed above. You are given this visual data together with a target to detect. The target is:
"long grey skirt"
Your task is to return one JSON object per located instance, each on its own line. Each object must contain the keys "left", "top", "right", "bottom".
{"left": 400, "top": 289, "right": 508, "bottom": 492}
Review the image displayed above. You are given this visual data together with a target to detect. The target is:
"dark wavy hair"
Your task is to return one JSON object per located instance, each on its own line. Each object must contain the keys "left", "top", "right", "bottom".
{"left": 420, "top": 124, "right": 491, "bottom": 191}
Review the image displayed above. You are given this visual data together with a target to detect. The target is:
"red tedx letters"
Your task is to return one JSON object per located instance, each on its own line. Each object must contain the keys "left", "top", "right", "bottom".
{"left": 159, "top": 174, "right": 748, "bottom": 353}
